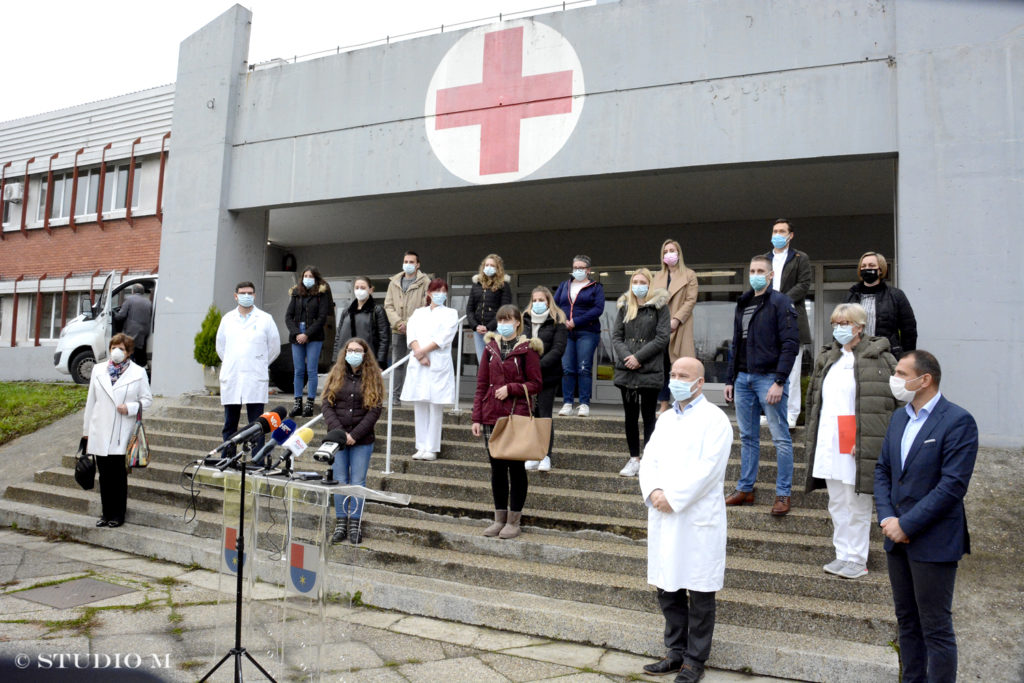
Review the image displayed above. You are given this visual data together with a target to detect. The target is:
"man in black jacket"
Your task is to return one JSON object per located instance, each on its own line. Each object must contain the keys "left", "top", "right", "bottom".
{"left": 723, "top": 256, "right": 800, "bottom": 516}
{"left": 764, "top": 219, "right": 812, "bottom": 428}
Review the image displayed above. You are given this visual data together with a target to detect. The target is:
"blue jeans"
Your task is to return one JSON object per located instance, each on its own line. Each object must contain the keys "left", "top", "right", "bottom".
{"left": 734, "top": 372, "right": 793, "bottom": 495}
{"left": 292, "top": 340, "right": 323, "bottom": 399}
{"left": 473, "top": 330, "right": 487, "bottom": 362}
{"left": 561, "top": 330, "right": 600, "bottom": 406}
{"left": 331, "top": 443, "right": 373, "bottom": 519}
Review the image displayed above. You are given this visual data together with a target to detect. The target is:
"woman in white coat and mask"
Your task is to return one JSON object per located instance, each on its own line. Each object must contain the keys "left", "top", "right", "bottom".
{"left": 81, "top": 334, "right": 153, "bottom": 528}
{"left": 400, "top": 278, "right": 460, "bottom": 461}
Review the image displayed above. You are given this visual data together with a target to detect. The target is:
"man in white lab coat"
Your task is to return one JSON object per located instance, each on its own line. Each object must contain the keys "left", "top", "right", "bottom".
{"left": 216, "top": 281, "right": 281, "bottom": 451}
{"left": 639, "top": 357, "right": 734, "bottom": 682}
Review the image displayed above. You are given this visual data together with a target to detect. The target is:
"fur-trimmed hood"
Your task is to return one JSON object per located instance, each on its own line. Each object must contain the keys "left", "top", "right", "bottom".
{"left": 472, "top": 273, "right": 511, "bottom": 285}
{"left": 289, "top": 282, "right": 329, "bottom": 296}
{"left": 483, "top": 332, "right": 544, "bottom": 355}
{"left": 615, "top": 287, "right": 670, "bottom": 309}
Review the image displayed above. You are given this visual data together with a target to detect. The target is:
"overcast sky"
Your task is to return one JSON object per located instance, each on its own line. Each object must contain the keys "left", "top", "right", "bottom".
{"left": 0, "top": 0, "right": 594, "bottom": 123}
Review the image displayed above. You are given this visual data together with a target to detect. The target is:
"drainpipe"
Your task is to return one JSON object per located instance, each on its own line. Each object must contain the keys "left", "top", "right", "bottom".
{"left": 34, "top": 273, "right": 48, "bottom": 346}
{"left": 10, "top": 275, "right": 24, "bottom": 346}
{"left": 43, "top": 153, "right": 59, "bottom": 234}
{"left": 20, "top": 157, "right": 35, "bottom": 236}
{"left": 68, "top": 148, "right": 85, "bottom": 232}
{"left": 156, "top": 132, "right": 170, "bottom": 223}
{"left": 96, "top": 143, "right": 112, "bottom": 229}
{"left": 0, "top": 161, "right": 12, "bottom": 241}
{"left": 125, "top": 137, "right": 141, "bottom": 227}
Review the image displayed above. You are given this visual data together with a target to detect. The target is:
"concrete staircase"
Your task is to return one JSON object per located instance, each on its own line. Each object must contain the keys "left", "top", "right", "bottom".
{"left": 0, "top": 394, "right": 899, "bottom": 681}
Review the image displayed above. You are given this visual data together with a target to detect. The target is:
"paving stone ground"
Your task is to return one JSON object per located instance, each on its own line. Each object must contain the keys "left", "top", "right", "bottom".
{"left": 0, "top": 529, "right": 787, "bottom": 682}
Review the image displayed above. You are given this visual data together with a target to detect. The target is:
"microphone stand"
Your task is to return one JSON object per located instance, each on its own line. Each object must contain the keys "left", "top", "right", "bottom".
{"left": 200, "top": 435, "right": 277, "bottom": 682}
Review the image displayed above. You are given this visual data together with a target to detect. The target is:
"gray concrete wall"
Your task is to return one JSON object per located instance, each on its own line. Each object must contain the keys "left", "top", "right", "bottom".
{"left": 0, "top": 346, "right": 65, "bottom": 382}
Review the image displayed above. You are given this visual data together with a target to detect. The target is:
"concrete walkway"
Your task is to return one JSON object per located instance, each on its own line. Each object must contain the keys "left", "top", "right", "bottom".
{"left": 0, "top": 529, "right": 786, "bottom": 682}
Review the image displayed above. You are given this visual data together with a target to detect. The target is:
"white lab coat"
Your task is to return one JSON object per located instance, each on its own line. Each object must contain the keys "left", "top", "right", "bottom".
{"left": 400, "top": 305, "right": 460, "bottom": 404}
{"left": 82, "top": 361, "right": 153, "bottom": 457}
{"left": 216, "top": 307, "right": 281, "bottom": 405}
{"left": 639, "top": 395, "right": 734, "bottom": 593}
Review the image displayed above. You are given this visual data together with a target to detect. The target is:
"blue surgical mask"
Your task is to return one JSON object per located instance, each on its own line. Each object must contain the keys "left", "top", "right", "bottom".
{"left": 431, "top": 292, "right": 446, "bottom": 307}
{"left": 237, "top": 293, "right": 255, "bottom": 308}
{"left": 497, "top": 322, "right": 516, "bottom": 338}
{"left": 483, "top": 266, "right": 496, "bottom": 277}
{"left": 302, "top": 277, "right": 315, "bottom": 289}
{"left": 402, "top": 263, "right": 416, "bottom": 275}
{"left": 771, "top": 234, "right": 788, "bottom": 249}
{"left": 345, "top": 351, "right": 364, "bottom": 367}
{"left": 833, "top": 325, "right": 856, "bottom": 345}
{"left": 572, "top": 269, "right": 587, "bottom": 282}
{"left": 531, "top": 302, "right": 548, "bottom": 316}
{"left": 668, "top": 378, "right": 699, "bottom": 402}
{"left": 749, "top": 275, "right": 768, "bottom": 291}
{"left": 631, "top": 284, "right": 649, "bottom": 299}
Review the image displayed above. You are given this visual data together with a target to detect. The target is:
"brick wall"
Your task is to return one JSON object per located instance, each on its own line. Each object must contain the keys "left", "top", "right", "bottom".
{"left": 0, "top": 216, "right": 161, "bottom": 278}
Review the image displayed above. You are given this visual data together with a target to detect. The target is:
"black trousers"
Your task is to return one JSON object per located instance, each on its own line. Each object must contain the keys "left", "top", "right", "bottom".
{"left": 534, "top": 383, "right": 557, "bottom": 459}
{"left": 131, "top": 334, "right": 148, "bottom": 369}
{"left": 657, "top": 587, "right": 716, "bottom": 666}
{"left": 621, "top": 387, "right": 659, "bottom": 458}
{"left": 222, "top": 403, "right": 266, "bottom": 452}
{"left": 483, "top": 427, "right": 528, "bottom": 511}
{"left": 96, "top": 454, "right": 128, "bottom": 524}
{"left": 886, "top": 546, "right": 959, "bottom": 683}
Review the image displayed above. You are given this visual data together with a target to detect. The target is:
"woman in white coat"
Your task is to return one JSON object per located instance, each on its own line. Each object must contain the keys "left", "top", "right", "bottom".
{"left": 400, "top": 278, "right": 460, "bottom": 461}
{"left": 81, "top": 334, "right": 153, "bottom": 528}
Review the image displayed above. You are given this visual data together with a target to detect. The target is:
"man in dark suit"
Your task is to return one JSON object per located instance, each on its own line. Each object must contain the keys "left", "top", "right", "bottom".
{"left": 764, "top": 219, "right": 812, "bottom": 428}
{"left": 874, "top": 350, "right": 977, "bottom": 683}
{"left": 114, "top": 285, "right": 153, "bottom": 369}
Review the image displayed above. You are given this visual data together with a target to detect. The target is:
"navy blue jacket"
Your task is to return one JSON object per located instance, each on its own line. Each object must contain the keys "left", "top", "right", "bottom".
{"left": 874, "top": 396, "right": 978, "bottom": 562}
{"left": 726, "top": 289, "right": 799, "bottom": 384}
{"left": 553, "top": 279, "right": 605, "bottom": 335}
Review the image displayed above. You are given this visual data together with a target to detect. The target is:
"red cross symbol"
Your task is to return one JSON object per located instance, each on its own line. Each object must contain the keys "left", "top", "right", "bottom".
{"left": 434, "top": 26, "right": 574, "bottom": 176}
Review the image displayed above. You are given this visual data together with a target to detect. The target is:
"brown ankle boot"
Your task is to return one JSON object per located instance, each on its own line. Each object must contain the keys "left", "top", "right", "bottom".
{"left": 499, "top": 511, "right": 522, "bottom": 539}
{"left": 483, "top": 510, "right": 507, "bottom": 537}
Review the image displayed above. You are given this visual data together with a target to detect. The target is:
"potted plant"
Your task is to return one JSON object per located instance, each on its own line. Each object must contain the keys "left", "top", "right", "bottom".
{"left": 194, "top": 304, "right": 222, "bottom": 395}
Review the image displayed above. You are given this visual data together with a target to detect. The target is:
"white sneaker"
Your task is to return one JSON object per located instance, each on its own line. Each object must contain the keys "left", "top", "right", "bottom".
{"left": 788, "top": 417, "right": 798, "bottom": 429}
{"left": 619, "top": 458, "right": 641, "bottom": 477}
{"left": 576, "top": 404, "right": 590, "bottom": 417}
{"left": 537, "top": 456, "right": 551, "bottom": 472}
{"left": 524, "top": 459, "right": 540, "bottom": 471}
{"left": 823, "top": 558, "right": 846, "bottom": 575}
{"left": 759, "top": 415, "right": 768, "bottom": 426}
{"left": 411, "top": 450, "right": 425, "bottom": 460}
{"left": 420, "top": 451, "right": 438, "bottom": 461}
{"left": 558, "top": 404, "right": 574, "bottom": 417}
{"left": 838, "top": 562, "right": 868, "bottom": 579}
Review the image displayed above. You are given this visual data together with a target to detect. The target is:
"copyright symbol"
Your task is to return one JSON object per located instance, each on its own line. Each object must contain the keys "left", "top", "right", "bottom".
{"left": 14, "top": 653, "right": 30, "bottom": 669}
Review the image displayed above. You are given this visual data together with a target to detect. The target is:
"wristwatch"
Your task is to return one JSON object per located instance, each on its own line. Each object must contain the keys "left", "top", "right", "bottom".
{"left": 774, "top": 378, "right": 786, "bottom": 386}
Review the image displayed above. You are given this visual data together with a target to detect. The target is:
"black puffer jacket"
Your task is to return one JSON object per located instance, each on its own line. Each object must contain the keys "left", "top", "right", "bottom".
{"left": 612, "top": 289, "right": 671, "bottom": 390}
{"left": 334, "top": 295, "right": 391, "bottom": 366}
{"left": 321, "top": 370, "right": 382, "bottom": 446}
{"left": 465, "top": 275, "right": 512, "bottom": 332}
{"left": 285, "top": 283, "right": 330, "bottom": 342}
{"left": 522, "top": 316, "right": 568, "bottom": 388}
{"left": 844, "top": 282, "right": 917, "bottom": 359}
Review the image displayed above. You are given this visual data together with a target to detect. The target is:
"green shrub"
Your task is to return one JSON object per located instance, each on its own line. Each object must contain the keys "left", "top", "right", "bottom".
{"left": 193, "top": 305, "right": 222, "bottom": 367}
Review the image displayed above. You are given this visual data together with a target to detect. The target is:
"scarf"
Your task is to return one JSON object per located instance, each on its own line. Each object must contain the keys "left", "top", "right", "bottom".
{"left": 108, "top": 359, "right": 129, "bottom": 384}
{"left": 529, "top": 310, "right": 549, "bottom": 332}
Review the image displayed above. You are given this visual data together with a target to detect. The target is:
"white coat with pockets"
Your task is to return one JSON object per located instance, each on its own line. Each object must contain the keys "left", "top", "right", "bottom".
{"left": 638, "top": 395, "right": 734, "bottom": 593}
{"left": 400, "top": 305, "right": 460, "bottom": 404}
{"left": 216, "top": 307, "right": 281, "bottom": 405}
{"left": 83, "top": 361, "right": 153, "bottom": 457}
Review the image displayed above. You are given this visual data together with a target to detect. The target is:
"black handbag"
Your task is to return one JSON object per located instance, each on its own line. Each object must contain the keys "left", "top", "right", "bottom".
{"left": 74, "top": 438, "right": 95, "bottom": 490}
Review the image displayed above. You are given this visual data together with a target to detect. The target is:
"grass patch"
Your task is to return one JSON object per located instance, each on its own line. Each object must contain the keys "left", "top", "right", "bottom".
{"left": 157, "top": 576, "right": 181, "bottom": 587}
{"left": 178, "top": 660, "right": 204, "bottom": 671}
{"left": 0, "top": 382, "right": 88, "bottom": 446}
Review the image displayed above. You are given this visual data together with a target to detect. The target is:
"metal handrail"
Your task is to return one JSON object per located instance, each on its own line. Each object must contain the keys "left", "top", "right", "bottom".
{"left": 380, "top": 313, "right": 468, "bottom": 474}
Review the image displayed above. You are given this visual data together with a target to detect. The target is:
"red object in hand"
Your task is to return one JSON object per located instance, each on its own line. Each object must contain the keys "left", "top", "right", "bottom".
{"left": 837, "top": 415, "right": 857, "bottom": 454}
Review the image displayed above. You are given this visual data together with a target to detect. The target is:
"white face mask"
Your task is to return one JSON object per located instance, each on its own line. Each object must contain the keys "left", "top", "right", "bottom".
{"left": 889, "top": 375, "right": 922, "bottom": 403}
{"left": 110, "top": 348, "right": 126, "bottom": 364}
{"left": 354, "top": 288, "right": 369, "bottom": 301}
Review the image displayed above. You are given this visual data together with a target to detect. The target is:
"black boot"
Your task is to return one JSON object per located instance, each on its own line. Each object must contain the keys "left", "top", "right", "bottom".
{"left": 303, "top": 400, "right": 315, "bottom": 418}
{"left": 348, "top": 519, "right": 363, "bottom": 545}
{"left": 331, "top": 518, "right": 348, "bottom": 544}
{"left": 289, "top": 397, "right": 303, "bottom": 418}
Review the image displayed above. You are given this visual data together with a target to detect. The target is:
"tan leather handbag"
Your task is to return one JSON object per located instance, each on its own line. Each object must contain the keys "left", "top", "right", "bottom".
{"left": 488, "top": 389, "right": 551, "bottom": 461}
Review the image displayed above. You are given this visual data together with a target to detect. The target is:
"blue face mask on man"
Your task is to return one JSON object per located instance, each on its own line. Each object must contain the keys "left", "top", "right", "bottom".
{"left": 668, "top": 378, "right": 699, "bottom": 402}
{"left": 496, "top": 322, "right": 516, "bottom": 338}
{"left": 749, "top": 274, "right": 768, "bottom": 291}
{"left": 237, "top": 293, "right": 255, "bottom": 308}
{"left": 771, "top": 234, "right": 788, "bottom": 250}
{"left": 402, "top": 263, "right": 416, "bottom": 275}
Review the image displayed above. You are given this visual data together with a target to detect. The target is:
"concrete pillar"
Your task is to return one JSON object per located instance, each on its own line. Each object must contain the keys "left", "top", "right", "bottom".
{"left": 153, "top": 5, "right": 267, "bottom": 397}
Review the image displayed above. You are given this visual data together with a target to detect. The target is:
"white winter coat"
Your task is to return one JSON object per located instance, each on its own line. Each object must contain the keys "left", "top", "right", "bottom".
{"left": 639, "top": 395, "right": 734, "bottom": 592}
{"left": 400, "top": 305, "right": 460, "bottom": 404}
{"left": 216, "top": 307, "right": 281, "bottom": 405}
{"left": 82, "top": 361, "right": 153, "bottom": 457}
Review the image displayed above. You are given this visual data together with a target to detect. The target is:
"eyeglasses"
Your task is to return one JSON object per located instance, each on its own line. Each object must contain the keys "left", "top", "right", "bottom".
{"left": 831, "top": 321, "right": 853, "bottom": 328}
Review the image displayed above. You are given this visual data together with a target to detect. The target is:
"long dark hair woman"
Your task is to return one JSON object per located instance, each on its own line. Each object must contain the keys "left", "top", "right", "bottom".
{"left": 471, "top": 304, "right": 543, "bottom": 539}
{"left": 322, "top": 337, "right": 384, "bottom": 545}
{"left": 522, "top": 286, "right": 567, "bottom": 472}
{"left": 285, "top": 265, "right": 331, "bottom": 418}
{"left": 81, "top": 333, "right": 153, "bottom": 528}
{"left": 335, "top": 276, "right": 391, "bottom": 366}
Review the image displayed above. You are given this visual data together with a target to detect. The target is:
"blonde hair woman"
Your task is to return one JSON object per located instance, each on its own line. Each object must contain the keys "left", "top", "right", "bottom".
{"left": 466, "top": 253, "right": 513, "bottom": 360}
{"left": 522, "top": 286, "right": 567, "bottom": 472}
{"left": 612, "top": 268, "right": 670, "bottom": 477}
{"left": 843, "top": 251, "right": 917, "bottom": 359}
{"left": 650, "top": 239, "right": 699, "bottom": 414}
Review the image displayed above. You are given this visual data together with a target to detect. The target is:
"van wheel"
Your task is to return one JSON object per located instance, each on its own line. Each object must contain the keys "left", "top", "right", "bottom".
{"left": 69, "top": 350, "right": 96, "bottom": 385}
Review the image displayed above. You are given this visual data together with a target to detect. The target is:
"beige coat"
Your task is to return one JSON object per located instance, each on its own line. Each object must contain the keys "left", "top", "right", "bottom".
{"left": 650, "top": 267, "right": 698, "bottom": 361}
{"left": 384, "top": 270, "right": 432, "bottom": 329}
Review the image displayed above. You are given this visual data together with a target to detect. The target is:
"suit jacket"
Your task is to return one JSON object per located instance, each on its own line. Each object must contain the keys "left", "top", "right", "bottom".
{"left": 114, "top": 294, "right": 153, "bottom": 340}
{"left": 873, "top": 395, "right": 978, "bottom": 562}
{"left": 764, "top": 248, "right": 812, "bottom": 344}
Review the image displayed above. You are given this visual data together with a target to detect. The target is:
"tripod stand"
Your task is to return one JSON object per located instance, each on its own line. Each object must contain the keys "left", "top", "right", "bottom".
{"left": 200, "top": 438, "right": 276, "bottom": 682}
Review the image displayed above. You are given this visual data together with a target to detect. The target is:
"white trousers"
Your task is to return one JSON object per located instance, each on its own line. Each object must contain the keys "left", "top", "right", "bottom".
{"left": 787, "top": 347, "right": 803, "bottom": 423}
{"left": 826, "top": 478, "right": 874, "bottom": 565}
{"left": 413, "top": 401, "right": 444, "bottom": 453}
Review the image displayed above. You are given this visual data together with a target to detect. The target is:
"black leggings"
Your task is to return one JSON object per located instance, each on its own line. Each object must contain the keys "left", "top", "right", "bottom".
{"left": 621, "top": 387, "right": 660, "bottom": 458}
{"left": 484, "top": 427, "right": 528, "bottom": 512}
{"left": 96, "top": 454, "right": 128, "bottom": 523}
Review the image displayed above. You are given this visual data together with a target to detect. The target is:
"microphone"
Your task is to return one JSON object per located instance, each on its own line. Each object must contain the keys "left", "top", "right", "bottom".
{"left": 313, "top": 429, "right": 347, "bottom": 463}
{"left": 267, "top": 427, "right": 314, "bottom": 471}
{"left": 250, "top": 419, "right": 296, "bottom": 468}
{"left": 208, "top": 406, "right": 287, "bottom": 455}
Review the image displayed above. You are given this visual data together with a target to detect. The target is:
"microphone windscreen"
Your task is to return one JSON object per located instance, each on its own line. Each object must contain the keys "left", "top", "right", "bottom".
{"left": 270, "top": 406, "right": 288, "bottom": 419}
{"left": 323, "top": 429, "right": 347, "bottom": 443}
{"left": 296, "top": 427, "right": 314, "bottom": 444}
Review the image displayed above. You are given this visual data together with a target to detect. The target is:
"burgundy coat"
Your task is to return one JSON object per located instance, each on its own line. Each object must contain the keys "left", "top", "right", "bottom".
{"left": 471, "top": 333, "right": 543, "bottom": 426}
